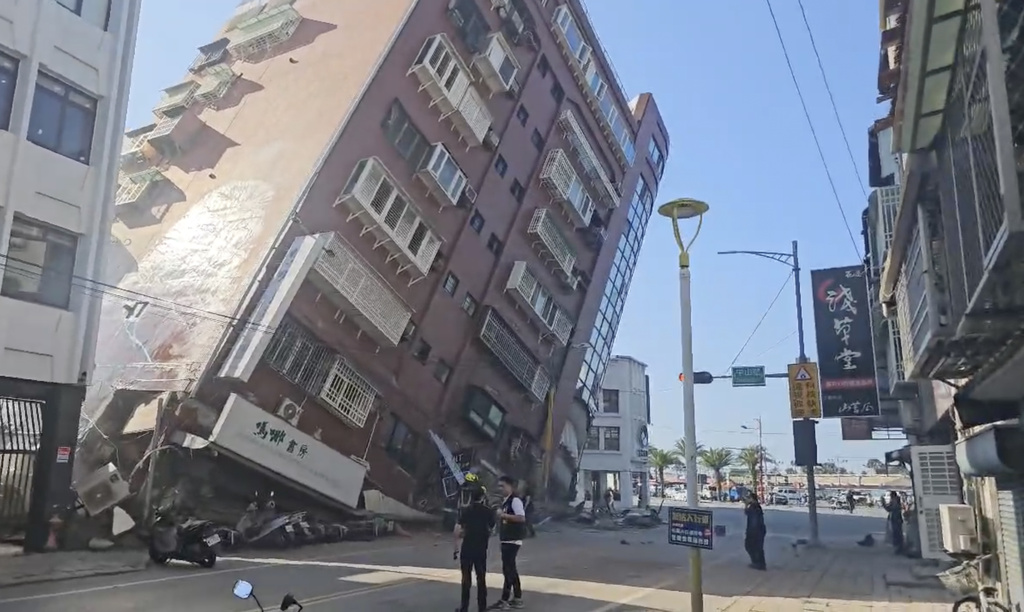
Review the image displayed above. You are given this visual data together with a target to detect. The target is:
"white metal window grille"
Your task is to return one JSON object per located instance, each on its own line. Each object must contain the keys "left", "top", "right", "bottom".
{"left": 478, "top": 308, "right": 551, "bottom": 402}
{"left": 336, "top": 157, "right": 441, "bottom": 278}
{"left": 473, "top": 33, "right": 520, "bottom": 93}
{"left": 319, "top": 357, "right": 377, "bottom": 428}
{"left": 539, "top": 149, "right": 595, "bottom": 225}
{"left": 228, "top": 4, "right": 302, "bottom": 61}
{"left": 152, "top": 81, "right": 198, "bottom": 118}
{"left": 506, "top": 261, "right": 573, "bottom": 345}
{"left": 409, "top": 34, "right": 472, "bottom": 116}
{"left": 527, "top": 208, "right": 576, "bottom": 280}
{"left": 557, "top": 109, "right": 618, "bottom": 205}
{"left": 312, "top": 233, "right": 413, "bottom": 347}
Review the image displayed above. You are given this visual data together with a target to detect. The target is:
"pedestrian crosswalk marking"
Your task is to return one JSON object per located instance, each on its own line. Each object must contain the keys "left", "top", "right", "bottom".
{"left": 794, "top": 367, "right": 812, "bottom": 381}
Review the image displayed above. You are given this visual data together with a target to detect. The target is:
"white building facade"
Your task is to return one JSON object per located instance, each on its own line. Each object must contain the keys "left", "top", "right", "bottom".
{"left": 0, "top": 0, "right": 140, "bottom": 386}
{"left": 580, "top": 355, "right": 651, "bottom": 509}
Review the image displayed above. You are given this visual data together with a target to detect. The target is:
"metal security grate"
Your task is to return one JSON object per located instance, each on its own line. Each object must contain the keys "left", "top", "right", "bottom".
{"left": 409, "top": 34, "right": 472, "bottom": 117}
{"left": 506, "top": 261, "right": 574, "bottom": 345}
{"left": 228, "top": 5, "right": 302, "bottom": 61}
{"left": 0, "top": 398, "right": 42, "bottom": 541}
{"left": 557, "top": 109, "right": 618, "bottom": 205}
{"left": 478, "top": 308, "right": 551, "bottom": 402}
{"left": 263, "top": 318, "right": 378, "bottom": 428}
{"left": 539, "top": 149, "right": 596, "bottom": 225}
{"left": 527, "top": 208, "right": 577, "bottom": 279}
{"left": 312, "top": 232, "right": 413, "bottom": 347}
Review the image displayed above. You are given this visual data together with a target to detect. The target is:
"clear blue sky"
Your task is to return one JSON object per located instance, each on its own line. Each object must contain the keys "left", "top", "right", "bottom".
{"left": 125, "top": 1, "right": 896, "bottom": 470}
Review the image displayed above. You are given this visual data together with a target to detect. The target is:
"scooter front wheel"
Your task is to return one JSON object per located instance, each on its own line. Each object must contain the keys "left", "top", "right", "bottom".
{"left": 148, "top": 547, "right": 169, "bottom": 565}
{"left": 198, "top": 548, "right": 216, "bottom": 569}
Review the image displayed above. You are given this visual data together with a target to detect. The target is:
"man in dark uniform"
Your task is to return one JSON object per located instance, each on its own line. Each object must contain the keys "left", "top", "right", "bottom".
{"left": 454, "top": 486, "right": 495, "bottom": 612}
{"left": 744, "top": 492, "right": 767, "bottom": 570}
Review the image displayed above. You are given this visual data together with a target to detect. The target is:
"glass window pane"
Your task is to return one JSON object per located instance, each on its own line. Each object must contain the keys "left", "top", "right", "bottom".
{"left": 1, "top": 217, "right": 77, "bottom": 309}
{"left": 27, "top": 88, "right": 63, "bottom": 152}
{"left": 58, "top": 103, "right": 94, "bottom": 163}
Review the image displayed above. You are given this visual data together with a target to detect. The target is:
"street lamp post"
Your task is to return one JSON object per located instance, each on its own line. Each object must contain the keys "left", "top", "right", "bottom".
{"left": 717, "top": 240, "right": 820, "bottom": 547}
{"left": 658, "top": 197, "right": 709, "bottom": 612}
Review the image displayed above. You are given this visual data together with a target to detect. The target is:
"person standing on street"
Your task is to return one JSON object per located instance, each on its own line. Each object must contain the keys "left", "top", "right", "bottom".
{"left": 453, "top": 486, "right": 495, "bottom": 612}
{"left": 744, "top": 492, "right": 767, "bottom": 571}
{"left": 882, "top": 491, "right": 905, "bottom": 555}
{"left": 493, "top": 476, "right": 526, "bottom": 609}
{"left": 846, "top": 490, "right": 856, "bottom": 513}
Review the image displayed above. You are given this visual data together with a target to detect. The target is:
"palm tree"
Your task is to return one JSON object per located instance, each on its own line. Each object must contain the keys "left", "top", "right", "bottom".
{"left": 738, "top": 445, "right": 773, "bottom": 493}
{"left": 698, "top": 447, "right": 735, "bottom": 500}
{"left": 672, "top": 439, "right": 704, "bottom": 466}
{"left": 647, "top": 447, "right": 680, "bottom": 496}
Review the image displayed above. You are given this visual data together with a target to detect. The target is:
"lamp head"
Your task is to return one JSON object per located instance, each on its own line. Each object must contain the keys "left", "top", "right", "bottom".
{"left": 657, "top": 198, "right": 710, "bottom": 220}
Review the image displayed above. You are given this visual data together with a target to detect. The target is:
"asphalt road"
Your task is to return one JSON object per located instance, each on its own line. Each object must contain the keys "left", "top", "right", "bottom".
{"left": 0, "top": 505, "right": 889, "bottom": 612}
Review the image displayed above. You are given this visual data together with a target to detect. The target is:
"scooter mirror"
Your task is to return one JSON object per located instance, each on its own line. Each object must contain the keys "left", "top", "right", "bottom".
{"left": 280, "top": 593, "right": 303, "bottom": 610}
{"left": 232, "top": 580, "right": 253, "bottom": 599}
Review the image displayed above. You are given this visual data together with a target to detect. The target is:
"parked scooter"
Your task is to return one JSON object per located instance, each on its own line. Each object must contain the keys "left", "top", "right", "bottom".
{"left": 233, "top": 491, "right": 309, "bottom": 549}
{"left": 149, "top": 506, "right": 219, "bottom": 568}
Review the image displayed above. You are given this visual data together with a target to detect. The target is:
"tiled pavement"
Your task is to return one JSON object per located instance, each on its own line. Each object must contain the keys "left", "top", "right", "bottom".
{"left": 0, "top": 549, "right": 148, "bottom": 588}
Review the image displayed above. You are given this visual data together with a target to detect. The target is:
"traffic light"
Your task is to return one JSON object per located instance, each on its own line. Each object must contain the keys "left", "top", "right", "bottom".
{"left": 679, "top": 371, "right": 714, "bottom": 385}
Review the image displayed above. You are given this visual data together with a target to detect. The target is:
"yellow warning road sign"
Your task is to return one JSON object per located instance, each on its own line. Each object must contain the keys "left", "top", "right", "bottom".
{"left": 787, "top": 362, "right": 821, "bottom": 419}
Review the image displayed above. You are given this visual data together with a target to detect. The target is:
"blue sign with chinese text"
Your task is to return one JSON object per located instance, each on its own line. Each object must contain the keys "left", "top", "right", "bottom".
{"left": 668, "top": 507, "right": 714, "bottom": 550}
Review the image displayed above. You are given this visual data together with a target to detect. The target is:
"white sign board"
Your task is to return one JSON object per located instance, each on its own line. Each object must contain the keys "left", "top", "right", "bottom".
{"left": 211, "top": 393, "right": 367, "bottom": 509}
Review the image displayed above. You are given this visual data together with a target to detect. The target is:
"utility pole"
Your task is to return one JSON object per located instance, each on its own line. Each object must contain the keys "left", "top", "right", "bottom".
{"left": 717, "top": 240, "right": 820, "bottom": 546}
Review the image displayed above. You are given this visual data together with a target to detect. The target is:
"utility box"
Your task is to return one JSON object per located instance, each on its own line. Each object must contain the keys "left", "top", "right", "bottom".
{"left": 939, "top": 503, "right": 978, "bottom": 553}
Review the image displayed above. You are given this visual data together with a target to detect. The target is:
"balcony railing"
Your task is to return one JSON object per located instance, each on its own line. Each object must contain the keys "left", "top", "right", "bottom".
{"left": 557, "top": 109, "right": 618, "bottom": 206}
{"left": 472, "top": 32, "right": 520, "bottom": 95}
{"left": 506, "top": 261, "right": 574, "bottom": 346}
{"left": 152, "top": 81, "right": 198, "bottom": 118}
{"left": 193, "top": 68, "right": 236, "bottom": 106}
{"left": 418, "top": 143, "right": 469, "bottom": 207}
{"left": 309, "top": 232, "right": 414, "bottom": 348}
{"left": 479, "top": 308, "right": 551, "bottom": 402}
{"left": 550, "top": 4, "right": 636, "bottom": 166}
{"left": 227, "top": 4, "right": 302, "bottom": 61}
{"left": 527, "top": 208, "right": 576, "bottom": 282}
{"left": 115, "top": 168, "right": 163, "bottom": 206}
{"left": 335, "top": 157, "right": 442, "bottom": 282}
{"left": 539, "top": 149, "right": 595, "bottom": 226}
{"left": 120, "top": 124, "right": 156, "bottom": 172}
{"left": 409, "top": 33, "right": 492, "bottom": 146}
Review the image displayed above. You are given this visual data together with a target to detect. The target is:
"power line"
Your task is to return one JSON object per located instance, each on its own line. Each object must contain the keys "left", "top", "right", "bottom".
{"left": 753, "top": 330, "right": 798, "bottom": 359}
{"left": 763, "top": 0, "right": 862, "bottom": 258}
{"left": 796, "top": 0, "right": 870, "bottom": 200}
{"left": 721, "top": 271, "right": 793, "bottom": 374}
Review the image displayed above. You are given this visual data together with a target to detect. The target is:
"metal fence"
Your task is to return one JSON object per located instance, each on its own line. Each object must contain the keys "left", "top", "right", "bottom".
{"left": 0, "top": 398, "right": 43, "bottom": 541}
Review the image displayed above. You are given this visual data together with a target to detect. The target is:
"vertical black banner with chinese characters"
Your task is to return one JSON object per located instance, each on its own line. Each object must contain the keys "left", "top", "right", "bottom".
{"left": 810, "top": 266, "right": 880, "bottom": 418}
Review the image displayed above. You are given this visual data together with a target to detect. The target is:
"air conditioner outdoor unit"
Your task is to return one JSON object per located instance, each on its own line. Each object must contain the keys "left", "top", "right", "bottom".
{"left": 275, "top": 398, "right": 303, "bottom": 427}
{"left": 483, "top": 130, "right": 501, "bottom": 151}
{"left": 939, "top": 504, "right": 978, "bottom": 554}
{"left": 74, "top": 463, "right": 131, "bottom": 516}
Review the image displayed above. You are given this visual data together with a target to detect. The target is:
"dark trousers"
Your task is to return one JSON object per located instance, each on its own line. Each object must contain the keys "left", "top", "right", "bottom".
{"left": 459, "top": 551, "right": 487, "bottom": 612}
{"left": 744, "top": 531, "right": 766, "bottom": 569}
{"left": 891, "top": 522, "right": 905, "bottom": 554}
{"left": 500, "top": 543, "right": 522, "bottom": 601}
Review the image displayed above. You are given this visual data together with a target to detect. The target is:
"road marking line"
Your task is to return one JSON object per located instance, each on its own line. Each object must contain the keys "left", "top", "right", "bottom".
{"left": 0, "top": 541, "right": 426, "bottom": 605}
{"left": 236, "top": 578, "right": 419, "bottom": 612}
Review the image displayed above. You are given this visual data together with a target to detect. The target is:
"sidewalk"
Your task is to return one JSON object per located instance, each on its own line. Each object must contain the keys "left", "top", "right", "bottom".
{"left": 0, "top": 549, "right": 148, "bottom": 588}
{"left": 705, "top": 540, "right": 955, "bottom": 611}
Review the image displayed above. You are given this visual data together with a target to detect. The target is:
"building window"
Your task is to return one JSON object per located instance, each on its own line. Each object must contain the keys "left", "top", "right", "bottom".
{"left": 463, "top": 387, "right": 505, "bottom": 439}
{"left": 0, "top": 216, "right": 78, "bottom": 309}
{"left": 585, "top": 426, "right": 600, "bottom": 450}
{"left": 462, "top": 293, "right": 479, "bottom": 317}
{"left": 486, "top": 234, "right": 503, "bottom": 255}
{"left": 28, "top": 72, "right": 97, "bottom": 164}
{"left": 469, "top": 211, "right": 485, "bottom": 233}
{"left": 602, "top": 389, "right": 620, "bottom": 413}
{"left": 538, "top": 55, "right": 550, "bottom": 77}
{"left": 530, "top": 129, "right": 544, "bottom": 151}
{"left": 414, "top": 340, "right": 432, "bottom": 363}
{"left": 550, "top": 81, "right": 564, "bottom": 104}
{"left": 510, "top": 179, "right": 526, "bottom": 203}
{"left": 516, "top": 104, "right": 529, "bottom": 126}
{"left": 0, "top": 52, "right": 17, "bottom": 132}
{"left": 382, "top": 100, "right": 431, "bottom": 170}
{"left": 603, "top": 427, "right": 620, "bottom": 452}
{"left": 385, "top": 418, "right": 419, "bottom": 473}
{"left": 442, "top": 271, "right": 460, "bottom": 295}
{"left": 433, "top": 360, "right": 452, "bottom": 384}
{"left": 494, "top": 155, "right": 508, "bottom": 178}
{"left": 648, "top": 138, "right": 665, "bottom": 179}
{"left": 56, "top": 0, "right": 84, "bottom": 15}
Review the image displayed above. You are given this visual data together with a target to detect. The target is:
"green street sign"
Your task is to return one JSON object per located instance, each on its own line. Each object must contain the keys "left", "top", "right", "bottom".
{"left": 732, "top": 366, "right": 766, "bottom": 387}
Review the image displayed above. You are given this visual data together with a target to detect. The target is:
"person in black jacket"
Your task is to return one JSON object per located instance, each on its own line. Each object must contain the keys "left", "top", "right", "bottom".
{"left": 744, "top": 492, "right": 767, "bottom": 570}
{"left": 454, "top": 487, "right": 495, "bottom": 612}
{"left": 493, "top": 475, "right": 526, "bottom": 609}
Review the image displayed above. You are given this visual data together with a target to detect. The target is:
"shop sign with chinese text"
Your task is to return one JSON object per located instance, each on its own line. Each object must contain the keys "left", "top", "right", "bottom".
{"left": 810, "top": 266, "right": 881, "bottom": 419}
{"left": 210, "top": 393, "right": 367, "bottom": 508}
